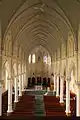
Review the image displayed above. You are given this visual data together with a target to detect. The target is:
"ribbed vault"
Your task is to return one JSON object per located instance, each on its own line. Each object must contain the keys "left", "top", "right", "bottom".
{"left": 1, "top": 0, "right": 80, "bottom": 57}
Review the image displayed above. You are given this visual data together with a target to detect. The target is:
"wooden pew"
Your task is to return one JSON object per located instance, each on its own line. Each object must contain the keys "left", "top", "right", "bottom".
{"left": 2, "top": 90, "right": 8, "bottom": 116}
{"left": 43, "top": 96, "right": 65, "bottom": 116}
{"left": 11, "top": 95, "right": 35, "bottom": 116}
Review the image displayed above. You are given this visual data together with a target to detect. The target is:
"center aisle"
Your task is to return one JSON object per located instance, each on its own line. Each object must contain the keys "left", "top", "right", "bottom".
{"left": 34, "top": 91, "right": 46, "bottom": 116}
{"left": 26, "top": 89, "right": 46, "bottom": 116}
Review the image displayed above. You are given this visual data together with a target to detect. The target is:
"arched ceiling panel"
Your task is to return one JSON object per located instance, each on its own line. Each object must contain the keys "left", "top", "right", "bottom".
{"left": 3, "top": 0, "right": 71, "bottom": 41}
{"left": 1, "top": 0, "right": 80, "bottom": 58}
{"left": 17, "top": 31, "right": 55, "bottom": 54}
{"left": 2, "top": 0, "right": 73, "bottom": 36}
{"left": 1, "top": 0, "right": 27, "bottom": 37}
{"left": 55, "top": 0, "right": 80, "bottom": 32}
{"left": 22, "top": 40, "right": 53, "bottom": 59}
{"left": 15, "top": 24, "right": 60, "bottom": 53}
{"left": 11, "top": 14, "right": 69, "bottom": 54}
{"left": 10, "top": 10, "right": 69, "bottom": 43}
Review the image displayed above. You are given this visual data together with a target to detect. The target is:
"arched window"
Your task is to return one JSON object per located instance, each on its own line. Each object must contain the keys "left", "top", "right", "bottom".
{"left": 43, "top": 56, "right": 47, "bottom": 64}
{"left": 29, "top": 54, "right": 31, "bottom": 63}
{"left": 32, "top": 54, "right": 35, "bottom": 63}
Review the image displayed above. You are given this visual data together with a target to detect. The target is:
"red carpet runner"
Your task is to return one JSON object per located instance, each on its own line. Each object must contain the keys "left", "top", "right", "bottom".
{"left": 11, "top": 94, "right": 35, "bottom": 116}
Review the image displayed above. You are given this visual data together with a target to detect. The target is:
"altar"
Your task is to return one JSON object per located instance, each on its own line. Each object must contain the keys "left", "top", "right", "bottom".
{"left": 35, "top": 85, "right": 42, "bottom": 90}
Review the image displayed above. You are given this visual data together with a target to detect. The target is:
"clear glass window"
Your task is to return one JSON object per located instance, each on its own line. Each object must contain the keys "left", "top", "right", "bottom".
{"left": 29, "top": 54, "right": 31, "bottom": 63}
{"left": 32, "top": 54, "right": 35, "bottom": 63}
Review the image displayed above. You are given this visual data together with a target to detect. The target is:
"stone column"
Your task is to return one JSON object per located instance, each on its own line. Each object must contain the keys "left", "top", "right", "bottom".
{"left": 14, "top": 76, "right": 18, "bottom": 102}
{"left": 76, "top": 82, "right": 80, "bottom": 116}
{"left": 0, "top": 82, "right": 2, "bottom": 116}
{"left": 60, "top": 76, "right": 64, "bottom": 103}
{"left": 54, "top": 74, "right": 56, "bottom": 92}
{"left": 23, "top": 73, "right": 25, "bottom": 83}
{"left": 19, "top": 75, "right": 22, "bottom": 96}
{"left": 7, "top": 77, "right": 13, "bottom": 113}
{"left": 0, "top": 20, "right": 3, "bottom": 116}
{"left": 26, "top": 72, "right": 28, "bottom": 87}
{"left": 65, "top": 78, "right": 71, "bottom": 115}
{"left": 23, "top": 73, "right": 25, "bottom": 89}
{"left": 56, "top": 75, "right": 59, "bottom": 97}
{"left": 22, "top": 73, "right": 24, "bottom": 91}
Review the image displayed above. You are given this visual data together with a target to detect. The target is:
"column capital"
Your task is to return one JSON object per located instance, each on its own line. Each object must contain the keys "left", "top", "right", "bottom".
{"left": 66, "top": 76, "right": 71, "bottom": 82}
{"left": 60, "top": 76, "right": 65, "bottom": 79}
{"left": 7, "top": 76, "right": 13, "bottom": 80}
{"left": 14, "top": 76, "right": 19, "bottom": 80}
{"left": 7, "top": 76, "right": 11, "bottom": 80}
{"left": 75, "top": 81, "right": 80, "bottom": 88}
{"left": 54, "top": 73, "right": 56, "bottom": 75}
{"left": 57, "top": 73, "right": 60, "bottom": 77}
{"left": 14, "top": 75, "right": 17, "bottom": 78}
{"left": 19, "top": 73, "right": 22, "bottom": 76}
{"left": 54, "top": 73, "right": 57, "bottom": 77}
{"left": 0, "top": 49, "right": 2, "bottom": 57}
{"left": 21, "top": 73, "right": 24, "bottom": 75}
{"left": 0, "top": 80, "right": 4, "bottom": 87}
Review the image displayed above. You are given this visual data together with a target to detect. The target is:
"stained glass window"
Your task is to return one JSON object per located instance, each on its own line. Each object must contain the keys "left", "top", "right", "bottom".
{"left": 43, "top": 56, "right": 47, "bottom": 63}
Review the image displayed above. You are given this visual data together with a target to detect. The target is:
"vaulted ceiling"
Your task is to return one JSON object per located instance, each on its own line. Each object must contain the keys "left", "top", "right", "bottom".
{"left": 0, "top": 0, "right": 80, "bottom": 57}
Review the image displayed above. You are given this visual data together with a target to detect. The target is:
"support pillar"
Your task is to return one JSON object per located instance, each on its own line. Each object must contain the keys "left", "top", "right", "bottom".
{"left": 23, "top": 73, "right": 25, "bottom": 89}
{"left": 60, "top": 76, "right": 64, "bottom": 103}
{"left": 0, "top": 20, "right": 3, "bottom": 116}
{"left": 22, "top": 73, "right": 24, "bottom": 91}
{"left": 23, "top": 73, "right": 25, "bottom": 85}
{"left": 19, "top": 75, "right": 22, "bottom": 96}
{"left": 76, "top": 82, "right": 80, "bottom": 116}
{"left": 7, "top": 78, "right": 13, "bottom": 113}
{"left": 24, "top": 72, "right": 27, "bottom": 89}
{"left": 14, "top": 77, "right": 18, "bottom": 102}
{"left": 65, "top": 79, "right": 71, "bottom": 115}
{"left": 54, "top": 74, "right": 56, "bottom": 92}
{"left": 26, "top": 72, "right": 28, "bottom": 88}
{"left": 0, "top": 83, "right": 2, "bottom": 116}
{"left": 56, "top": 75, "right": 59, "bottom": 97}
